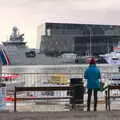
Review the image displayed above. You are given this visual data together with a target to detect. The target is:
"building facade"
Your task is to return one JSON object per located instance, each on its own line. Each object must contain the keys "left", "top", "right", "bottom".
{"left": 37, "top": 22, "right": 120, "bottom": 56}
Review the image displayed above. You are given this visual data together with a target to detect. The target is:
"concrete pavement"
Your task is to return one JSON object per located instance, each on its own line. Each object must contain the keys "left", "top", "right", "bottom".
{"left": 0, "top": 111, "right": 120, "bottom": 120}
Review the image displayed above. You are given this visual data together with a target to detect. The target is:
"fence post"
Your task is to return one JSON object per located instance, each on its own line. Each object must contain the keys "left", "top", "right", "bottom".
{"left": 14, "top": 87, "right": 16, "bottom": 112}
{"left": 105, "top": 90, "right": 108, "bottom": 110}
{"left": 108, "top": 87, "right": 110, "bottom": 111}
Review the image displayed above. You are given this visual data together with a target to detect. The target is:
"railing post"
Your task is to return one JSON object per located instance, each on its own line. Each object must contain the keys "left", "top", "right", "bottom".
{"left": 108, "top": 87, "right": 110, "bottom": 111}
{"left": 14, "top": 87, "right": 16, "bottom": 112}
{"left": 105, "top": 90, "right": 108, "bottom": 110}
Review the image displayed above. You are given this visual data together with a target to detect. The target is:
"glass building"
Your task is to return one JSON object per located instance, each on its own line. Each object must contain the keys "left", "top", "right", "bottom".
{"left": 37, "top": 22, "right": 120, "bottom": 56}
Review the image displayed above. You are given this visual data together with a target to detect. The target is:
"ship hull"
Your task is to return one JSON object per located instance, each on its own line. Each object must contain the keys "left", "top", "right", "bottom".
{"left": 2, "top": 46, "right": 76, "bottom": 65}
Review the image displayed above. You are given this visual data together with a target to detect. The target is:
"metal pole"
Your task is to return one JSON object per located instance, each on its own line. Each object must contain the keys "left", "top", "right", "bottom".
{"left": 86, "top": 26, "right": 92, "bottom": 56}
{"left": 108, "top": 87, "right": 110, "bottom": 111}
{"left": 89, "top": 30, "right": 91, "bottom": 56}
{"left": 14, "top": 87, "right": 16, "bottom": 112}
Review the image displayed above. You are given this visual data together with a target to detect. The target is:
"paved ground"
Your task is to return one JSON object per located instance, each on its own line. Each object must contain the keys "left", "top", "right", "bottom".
{"left": 0, "top": 111, "right": 120, "bottom": 120}
{"left": 6, "top": 99, "right": 120, "bottom": 112}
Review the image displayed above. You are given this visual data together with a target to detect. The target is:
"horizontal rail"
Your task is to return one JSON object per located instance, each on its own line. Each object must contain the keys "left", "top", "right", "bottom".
{"left": 2, "top": 71, "right": 120, "bottom": 74}
{"left": 15, "top": 86, "right": 71, "bottom": 92}
{"left": 109, "top": 96, "right": 120, "bottom": 98}
{"left": 108, "top": 86, "right": 120, "bottom": 89}
{"left": 15, "top": 96, "right": 72, "bottom": 100}
{"left": 2, "top": 72, "right": 84, "bottom": 74}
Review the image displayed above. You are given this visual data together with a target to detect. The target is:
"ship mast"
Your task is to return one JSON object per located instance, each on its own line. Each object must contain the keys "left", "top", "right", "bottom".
{"left": 9, "top": 26, "right": 24, "bottom": 42}
{"left": 2, "top": 26, "right": 26, "bottom": 46}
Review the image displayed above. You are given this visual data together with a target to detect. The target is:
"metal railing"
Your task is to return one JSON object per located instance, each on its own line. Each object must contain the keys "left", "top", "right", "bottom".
{"left": 14, "top": 86, "right": 71, "bottom": 112}
{"left": 0, "top": 72, "right": 120, "bottom": 112}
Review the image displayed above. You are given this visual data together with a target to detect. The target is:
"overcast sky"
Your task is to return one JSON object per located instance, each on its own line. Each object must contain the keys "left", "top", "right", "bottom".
{"left": 0, "top": 0, "right": 120, "bottom": 48}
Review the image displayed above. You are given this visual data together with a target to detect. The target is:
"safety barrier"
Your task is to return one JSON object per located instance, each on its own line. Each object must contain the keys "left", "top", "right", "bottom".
{"left": 0, "top": 72, "right": 120, "bottom": 112}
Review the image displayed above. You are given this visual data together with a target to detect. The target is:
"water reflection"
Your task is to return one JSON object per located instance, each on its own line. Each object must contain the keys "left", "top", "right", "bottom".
{"left": 2, "top": 65, "right": 85, "bottom": 73}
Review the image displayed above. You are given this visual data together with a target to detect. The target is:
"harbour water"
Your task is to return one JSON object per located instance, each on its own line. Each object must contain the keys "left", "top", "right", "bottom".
{"left": 2, "top": 64, "right": 119, "bottom": 73}
{"left": 2, "top": 64, "right": 119, "bottom": 89}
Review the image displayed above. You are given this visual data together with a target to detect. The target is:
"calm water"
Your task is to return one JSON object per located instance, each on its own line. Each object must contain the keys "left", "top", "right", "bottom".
{"left": 2, "top": 64, "right": 119, "bottom": 73}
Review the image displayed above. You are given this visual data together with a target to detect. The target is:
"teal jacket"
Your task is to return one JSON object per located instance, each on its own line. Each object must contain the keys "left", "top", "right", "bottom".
{"left": 84, "top": 64, "right": 101, "bottom": 89}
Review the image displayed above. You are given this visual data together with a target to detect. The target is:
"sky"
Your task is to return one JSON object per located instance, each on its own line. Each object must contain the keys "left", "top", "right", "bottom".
{"left": 0, "top": 0, "right": 120, "bottom": 48}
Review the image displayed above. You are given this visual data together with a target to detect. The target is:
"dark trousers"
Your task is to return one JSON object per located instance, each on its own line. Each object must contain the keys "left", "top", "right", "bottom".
{"left": 87, "top": 89, "right": 98, "bottom": 111}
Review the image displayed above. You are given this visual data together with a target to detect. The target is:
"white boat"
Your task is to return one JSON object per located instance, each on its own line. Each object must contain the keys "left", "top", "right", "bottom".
{"left": 0, "top": 27, "right": 77, "bottom": 65}
{"left": 99, "top": 46, "right": 120, "bottom": 65}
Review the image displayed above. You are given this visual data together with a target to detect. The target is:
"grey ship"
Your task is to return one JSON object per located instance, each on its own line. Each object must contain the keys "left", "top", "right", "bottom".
{"left": 0, "top": 27, "right": 76, "bottom": 65}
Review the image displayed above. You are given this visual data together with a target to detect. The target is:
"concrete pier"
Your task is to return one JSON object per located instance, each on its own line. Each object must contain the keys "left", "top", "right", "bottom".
{"left": 0, "top": 111, "right": 120, "bottom": 120}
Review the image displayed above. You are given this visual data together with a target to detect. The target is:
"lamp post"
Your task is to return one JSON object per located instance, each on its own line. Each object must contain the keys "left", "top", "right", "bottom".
{"left": 86, "top": 26, "right": 92, "bottom": 57}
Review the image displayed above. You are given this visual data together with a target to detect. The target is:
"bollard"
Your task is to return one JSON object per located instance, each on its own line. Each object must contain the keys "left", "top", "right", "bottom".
{"left": 69, "top": 78, "right": 84, "bottom": 110}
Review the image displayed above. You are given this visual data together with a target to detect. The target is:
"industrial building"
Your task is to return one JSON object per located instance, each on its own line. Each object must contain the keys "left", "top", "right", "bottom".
{"left": 37, "top": 22, "right": 120, "bottom": 56}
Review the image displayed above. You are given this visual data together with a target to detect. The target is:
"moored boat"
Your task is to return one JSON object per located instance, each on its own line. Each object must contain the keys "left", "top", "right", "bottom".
{"left": 0, "top": 27, "right": 78, "bottom": 65}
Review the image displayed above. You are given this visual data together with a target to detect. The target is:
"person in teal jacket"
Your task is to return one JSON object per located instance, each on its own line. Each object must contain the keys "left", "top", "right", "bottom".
{"left": 84, "top": 57, "right": 101, "bottom": 111}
